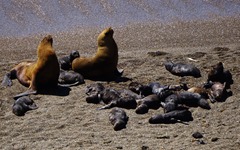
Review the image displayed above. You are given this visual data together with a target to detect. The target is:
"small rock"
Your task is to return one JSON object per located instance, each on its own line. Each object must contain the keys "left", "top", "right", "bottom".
{"left": 198, "top": 139, "right": 206, "bottom": 145}
{"left": 116, "top": 146, "right": 123, "bottom": 149}
{"left": 211, "top": 137, "right": 219, "bottom": 142}
{"left": 192, "top": 132, "right": 203, "bottom": 139}
{"left": 142, "top": 145, "right": 149, "bottom": 150}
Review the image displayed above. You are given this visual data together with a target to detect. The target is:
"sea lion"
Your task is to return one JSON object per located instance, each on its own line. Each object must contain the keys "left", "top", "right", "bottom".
{"left": 59, "top": 50, "right": 80, "bottom": 70}
{"left": 149, "top": 109, "right": 193, "bottom": 124}
{"left": 186, "top": 85, "right": 210, "bottom": 99}
{"left": 207, "top": 62, "right": 233, "bottom": 88}
{"left": 85, "top": 83, "right": 105, "bottom": 104}
{"left": 128, "top": 82, "right": 152, "bottom": 97}
{"left": 58, "top": 70, "right": 84, "bottom": 86}
{"left": 161, "top": 91, "right": 211, "bottom": 112}
{"left": 178, "top": 92, "right": 211, "bottom": 110}
{"left": 161, "top": 94, "right": 178, "bottom": 113}
{"left": 72, "top": 27, "right": 122, "bottom": 80}
{"left": 12, "top": 96, "right": 38, "bottom": 116}
{"left": 98, "top": 94, "right": 137, "bottom": 110}
{"left": 164, "top": 61, "right": 201, "bottom": 78}
{"left": 2, "top": 35, "right": 60, "bottom": 99}
{"left": 109, "top": 107, "right": 129, "bottom": 131}
{"left": 209, "top": 82, "right": 227, "bottom": 103}
{"left": 135, "top": 94, "right": 161, "bottom": 114}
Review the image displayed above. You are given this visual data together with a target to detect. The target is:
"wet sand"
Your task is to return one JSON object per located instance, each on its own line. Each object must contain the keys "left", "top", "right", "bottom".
{"left": 0, "top": 16, "right": 240, "bottom": 149}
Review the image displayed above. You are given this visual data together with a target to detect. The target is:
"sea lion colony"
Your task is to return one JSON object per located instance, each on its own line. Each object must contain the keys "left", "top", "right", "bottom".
{"left": 1, "top": 28, "right": 233, "bottom": 132}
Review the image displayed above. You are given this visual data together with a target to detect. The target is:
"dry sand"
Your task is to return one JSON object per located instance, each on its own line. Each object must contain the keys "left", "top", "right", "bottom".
{"left": 0, "top": 17, "right": 240, "bottom": 150}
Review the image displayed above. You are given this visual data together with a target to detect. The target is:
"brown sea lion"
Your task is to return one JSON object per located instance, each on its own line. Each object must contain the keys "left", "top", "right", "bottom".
{"left": 109, "top": 107, "right": 129, "bottom": 131}
{"left": 164, "top": 61, "right": 201, "bottom": 78}
{"left": 187, "top": 87, "right": 210, "bottom": 99}
{"left": 2, "top": 35, "right": 60, "bottom": 99}
{"left": 72, "top": 27, "right": 122, "bottom": 80}
{"left": 12, "top": 96, "right": 38, "bottom": 116}
{"left": 59, "top": 50, "right": 80, "bottom": 70}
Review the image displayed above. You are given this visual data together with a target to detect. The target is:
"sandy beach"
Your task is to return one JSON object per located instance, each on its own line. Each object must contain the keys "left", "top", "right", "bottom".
{"left": 0, "top": 1, "right": 240, "bottom": 150}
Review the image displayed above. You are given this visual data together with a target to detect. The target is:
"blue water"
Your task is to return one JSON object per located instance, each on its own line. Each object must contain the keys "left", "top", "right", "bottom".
{"left": 0, "top": 0, "right": 239, "bottom": 37}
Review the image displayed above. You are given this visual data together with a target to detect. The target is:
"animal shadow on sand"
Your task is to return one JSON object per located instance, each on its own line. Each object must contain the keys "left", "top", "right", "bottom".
{"left": 33, "top": 85, "right": 71, "bottom": 97}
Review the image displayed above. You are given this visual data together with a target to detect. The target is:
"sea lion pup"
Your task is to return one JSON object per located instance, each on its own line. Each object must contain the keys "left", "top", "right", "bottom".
{"left": 149, "top": 109, "right": 193, "bottom": 124}
{"left": 72, "top": 27, "right": 122, "bottom": 80}
{"left": 109, "top": 107, "right": 129, "bottom": 131}
{"left": 97, "top": 94, "right": 137, "bottom": 110}
{"left": 178, "top": 92, "right": 211, "bottom": 110}
{"left": 59, "top": 50, "right": 80, "bottom": 70}
{"left": 128, "top": 82, "right": 152, "bottom": 97}
{"left": 209, "top": 82, "right": 228, "bottom": 103}
{"left": 12, "top": 96, "right": 38, "bottom": 116}
{"left": 58, "top": 70, "right": 84, "bottom": 86}
{"left": 2, "top": 35, "right": 60, "bottom": 99}
{"left": 162, "top": 91, "right": 211, "bottom": 112}
{"left": 207, "top": 62, "right": 233, "bottom": 88}
{"left": 85, "top": 83, "right": 105, "bottom": 104}
{"left": 135, "top": 94, "right": 161, "bottom": 114}
{"left": 164, "top": 61, "right": 201, "bottom": 78}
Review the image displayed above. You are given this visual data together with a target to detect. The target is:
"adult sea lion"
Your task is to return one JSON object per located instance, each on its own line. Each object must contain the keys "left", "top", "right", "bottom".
{"left": 2, "top": 35, "right": 60, "bottom": 99}
{"left": 164, "top": 61, "right": 201, "bottom": 78}
{"left": 109, "top": 107, "right": 129, "bottom": 131}
{"left": 12, "top": 96, "right": 38, "bottom": 116}
{"left": 72, "top": 27, "right": 122, "bottom": 80}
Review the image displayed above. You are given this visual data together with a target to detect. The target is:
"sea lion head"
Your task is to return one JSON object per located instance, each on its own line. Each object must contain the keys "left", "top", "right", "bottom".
{"left": 114, "top": 120, "right": 127, "bottom": 131}
{"left": 164, "top": 61, "right": 174, "bottom": 71}
{"left": 41, "top": 35, "right": 53, "bottom": 46}
{"left": 69, "top": 50, "right": 80, "bottom": 62}
{"left": 97, "top": 27, "right": 114, "bottom": 46}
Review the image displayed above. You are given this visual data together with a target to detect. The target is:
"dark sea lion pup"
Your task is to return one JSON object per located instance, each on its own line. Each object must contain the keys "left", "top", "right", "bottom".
{"left": 2, "top": 35, "right": 60, "bottom": 99}
{"left": 85, "top": 83, "right": 105, "bottom": 104}
{"left": 135, "top": 94, "right": 161, "bottom": 114}
{"left": 59, "top": 50, "right": 80, "bottom": 70}
{"left": 164, "top": 61, "right": 201, "bottom": 78}
{"left": 207, "top": 62, "right": 233, "bottom": 88}
{"left": 109, "top": 107, "right": 129, "bottom": 131}
{"left": 72, "top": 27, "right": 123, "bottom": 80}
{"left": 149, "top": 109, "right": 193, "bottom": 124}
{"left": 58, "top": 70, "right": 84, "bottom": 86}
{"left": 12, "top": 96, "right": 38, "bottom": 116}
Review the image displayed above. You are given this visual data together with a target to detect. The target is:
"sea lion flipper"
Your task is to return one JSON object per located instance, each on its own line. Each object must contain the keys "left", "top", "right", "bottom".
{"left": 1, "top": 73, "right": 13, "bottom": 87}
{"left": 97, "top": 103, "right": 114, "bottom": 110}
{"left": 58, "top": 81, "right": 81, "bottom": 87}
{"left": 114, "top": 68, "right": 124, "bottom": 76}
{"left": 14, "top": 90, "right": 37, "bottom": 100}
